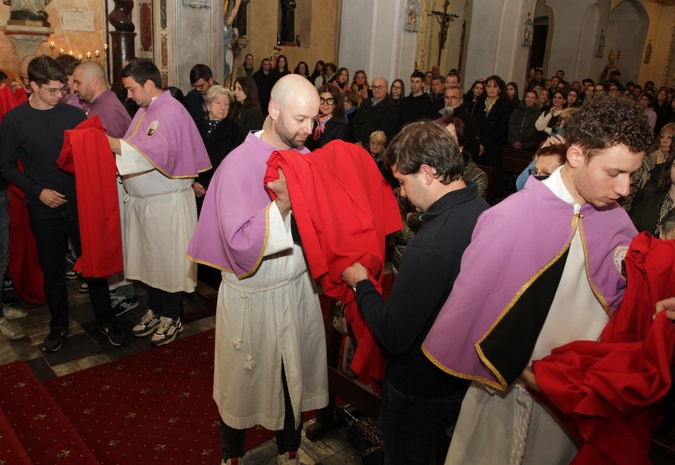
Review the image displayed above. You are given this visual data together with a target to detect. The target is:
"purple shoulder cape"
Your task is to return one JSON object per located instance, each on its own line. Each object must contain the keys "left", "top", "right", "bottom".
{"left": 123, "top": 91, "right": 211, "bottom": 178}
{"left": 187, "top": 132, "right": 305, "bottom": 277}
{"left": 87, "top": 89, "right": 131, "bottom": 138}
{"left": 422, "top": 178, "right": 637, "bottom": 390}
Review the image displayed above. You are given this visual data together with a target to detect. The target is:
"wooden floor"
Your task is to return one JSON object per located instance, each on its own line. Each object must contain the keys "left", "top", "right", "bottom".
{"left": 0, "top": 277, "right": 359, "bottom": 465}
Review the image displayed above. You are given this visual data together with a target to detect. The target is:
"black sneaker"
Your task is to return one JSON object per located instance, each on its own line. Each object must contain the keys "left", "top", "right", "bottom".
{"left": 101, "top": 319, "right": 128, "bottom": 346}
{"left": 111, "top": 295, "right": 139, "bottom": 316}
{"left": 42, "top": 328, "right": 69, "bottom": 352}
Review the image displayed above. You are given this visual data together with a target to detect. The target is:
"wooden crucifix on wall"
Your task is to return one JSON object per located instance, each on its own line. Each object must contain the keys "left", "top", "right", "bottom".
{"left": 429, "top": 0, "right": 458, "bottom": 66}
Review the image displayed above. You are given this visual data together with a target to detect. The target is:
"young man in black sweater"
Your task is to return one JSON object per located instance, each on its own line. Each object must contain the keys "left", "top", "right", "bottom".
{"left": 342, "top": 121, "right": 489, "bottom": 465}
{"left": 0, "top": 56, "right": 126, "bottom": 352}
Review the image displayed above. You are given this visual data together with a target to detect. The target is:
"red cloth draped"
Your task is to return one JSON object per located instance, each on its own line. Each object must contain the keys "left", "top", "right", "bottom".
{"left": 265, "top": 140, "right": 402, "bottom": 389}
{"left": 533, "top": 232, "right": 675, "bottom": 465}
{"left": 0, "top": 85, "right": 44, "bottom": 303}
{"left": 57, "top": 116, "right": 123, "bottom": 278}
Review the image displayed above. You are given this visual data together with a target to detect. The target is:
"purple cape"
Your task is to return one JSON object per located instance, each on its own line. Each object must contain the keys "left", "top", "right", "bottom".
{"left": 87, "top": 89, "right": 131, "bottom": 138}
{"left": 422, "top": 178, "right": 637, "bottom": 390}
{"left": 187, "top": 132, "right": 306, "bottom": 277}
{"left": 123, "top": 91, "right": 210, "bottom": 178}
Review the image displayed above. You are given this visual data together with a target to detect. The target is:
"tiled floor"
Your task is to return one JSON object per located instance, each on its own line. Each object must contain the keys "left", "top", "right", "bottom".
{"left": 0, "top": 277, "right": 360, "bottom": 465}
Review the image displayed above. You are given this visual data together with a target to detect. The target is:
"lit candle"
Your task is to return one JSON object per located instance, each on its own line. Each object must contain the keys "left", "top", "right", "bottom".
{"left": 78, "top": 54, "right": 82, "bottom": 61}
{"left": 59, "top": 48, "right": 63, "bottom": 55}
{"left": 87, "top": 52, "right": 91, "bottom": 60}
{"left": 50, "top": 41, "right": 54, "bottom": 49}
{"left": 104, "top": 43, "right": 108, "bottom": 52}
{"left": 69, "top": 50, "right": 73, "bottom": 56}
{"left": 95, "top": 50, "right": 100, "bottom": 58}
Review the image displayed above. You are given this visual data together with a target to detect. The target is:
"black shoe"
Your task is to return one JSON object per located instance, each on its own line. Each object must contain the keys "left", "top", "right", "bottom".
{"left": 42, "top": 328, "right": 69, "bottom": 352}
{"left": 101, "top": 319, "right": 128, "bottom": 346}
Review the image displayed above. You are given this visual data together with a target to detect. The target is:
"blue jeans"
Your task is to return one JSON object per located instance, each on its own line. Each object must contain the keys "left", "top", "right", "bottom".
{"left": 0, "top": 189, "right": 9, "bottom": 313}
{"left": 379, "top": 378, "right": 465, "bottom": 465}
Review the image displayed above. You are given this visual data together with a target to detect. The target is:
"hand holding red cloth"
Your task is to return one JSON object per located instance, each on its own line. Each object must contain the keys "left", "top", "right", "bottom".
{"left": 532, "top": 232, "right": 675, "bottom": 465}
{"left": 265, "top": 140, "right": 402, "bottom": 388}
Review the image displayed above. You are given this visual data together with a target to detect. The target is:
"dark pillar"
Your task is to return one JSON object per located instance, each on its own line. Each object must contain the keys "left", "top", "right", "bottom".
{"left": 108, "top": 0, "right": 136, "bottom": 92}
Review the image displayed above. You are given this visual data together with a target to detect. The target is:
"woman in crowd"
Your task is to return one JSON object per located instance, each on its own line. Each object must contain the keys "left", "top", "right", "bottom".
{"left": 474, "top": 75, "right": 511, "bottom": 196}
{"left": 655, "top": 87, "right": 672, "bottom": 135}
{"left": 438, "top": 115, "right": 488, "bottom": 199}
{"left": 252, "top": 58, "right": 274, "bottom": 115}
{"left": 294, "top": 61, "right": 311, "bottom": 80}
{"left": 351, "top": 70, "right": 373, "bottom": 107}
{"left": 465, "top": 80, "right": 485, "bottom": 115}
{"left": 305, "top": 84, "right": 349, "bottom": 151}
{"left": 315, "top": 62, "right": 337, "bottom": 89}
{"left": 535, "top": 89, "right": 566, "bottom": 137}
{"left": 566, "top": 88, "right": 581, "bottom": 107}
{"left": 505, "top": 81, "right": 519, "bottom": 110}
{"left": 194, "top": 86, "right": 244, "bottom": 210}
{"left": 310, "top": 60, "right": 324, "bottom": 82}
{"left": 507, "top": 89, "right": 541, "bottom": 151}
{"left": 537, "top": 87, "right": 550, "bottom": 109}
{"left": 272, "top": 54, "right": 291, "bottom": 83}
{"left": 332, "top": 67, "right": 350, "bottom": 92}
{"left": 630, "top": 151, "right": 675, "bottom": 237}
{"left": 232, "top": 76, "right": 264, "bottom": 134}
{"left": 389, "top": 79, "right": 405, "bottom": 105}
{"left": 639, "top": 91, "right": 657, "bottom": 131}
{"left": 343, "top": 89, "right": 359, "bottom": 136}
{"left": 236, "top": 53, "right": 255, "bottom": 78}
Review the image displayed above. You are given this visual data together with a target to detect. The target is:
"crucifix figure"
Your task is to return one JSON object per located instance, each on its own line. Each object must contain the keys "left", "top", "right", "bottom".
{"left": 280, "top": 0, "right": 296, "bottom": 43}
{"left": 429, "top": 0, "right": 458, "bottom": 66}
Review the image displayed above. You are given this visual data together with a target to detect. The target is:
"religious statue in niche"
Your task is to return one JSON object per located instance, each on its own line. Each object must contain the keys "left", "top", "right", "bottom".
{"left": 599, "top": 49, "right": 620, "bottom": 84}
{"left": 403, "top": 0, "right": 419, "bottom": 33}
{"left": 280, "top": 0, "right": 296, "bottom": 43}
{"left": 3, "top": 0, "right": 51, "bottom": 25}
{"left": 522, "top": 12, "right": 533, "bottom": 47}
{"left": 644, "top": 40, "right": 652, "bottom": 64}
{"left": 595, "top": 29, "right": 605, "bottom": 58}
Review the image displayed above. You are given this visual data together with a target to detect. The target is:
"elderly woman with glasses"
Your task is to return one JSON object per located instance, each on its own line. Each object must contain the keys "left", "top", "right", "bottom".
{"left": 304, "top": 84, "right": 349, "bottom": 150}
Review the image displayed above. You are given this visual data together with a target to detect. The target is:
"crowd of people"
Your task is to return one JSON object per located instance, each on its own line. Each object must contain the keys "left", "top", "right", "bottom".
{"left": 1, "top": 50, "right": 675, "bottom": 465}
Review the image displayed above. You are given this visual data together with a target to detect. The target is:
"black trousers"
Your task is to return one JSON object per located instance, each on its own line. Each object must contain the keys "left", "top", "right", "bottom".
{"left": 28, "top": 198, "right": 112, "bottom": 331}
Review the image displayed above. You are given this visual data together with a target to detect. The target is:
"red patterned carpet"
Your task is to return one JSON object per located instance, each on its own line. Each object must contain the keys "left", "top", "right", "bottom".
{"left": 42, "top": 330, "right": 275, "bottom": 464}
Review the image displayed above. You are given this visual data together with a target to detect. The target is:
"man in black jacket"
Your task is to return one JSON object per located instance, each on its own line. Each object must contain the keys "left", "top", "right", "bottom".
{"left": 398, "top": 71, "right": 433, "bottom": 130}
{"left": 342, "top": 121, "right": 489, "bottom": 465}
{"left": 351, "top": 76, "right": 399, "bottom": 146}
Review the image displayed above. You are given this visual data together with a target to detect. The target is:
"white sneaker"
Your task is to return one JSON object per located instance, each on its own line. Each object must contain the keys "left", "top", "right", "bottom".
{"left": 132, "top": 310, "right": 160, "bottom": 337}
{"left": 0, "top": 317, "right": 25, "bottom": 340}
{"left": 150, "top": 317, "right": 183, "bottom": 346}
{"left": 3, "top": 306, "right": 27, "bottom": 320}
{"left": 221, "top": 458, "right": 244, "bottom": 465}
{"left": 277, "top": 451, "right": 299, "bottom": 464}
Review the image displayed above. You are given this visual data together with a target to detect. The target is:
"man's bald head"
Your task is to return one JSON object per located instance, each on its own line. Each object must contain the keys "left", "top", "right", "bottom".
{"left": 266, "top": 74, "right": 320, "bottom": 150}
{"left": 72, "top": 61, "right": 108, "bottom": 103}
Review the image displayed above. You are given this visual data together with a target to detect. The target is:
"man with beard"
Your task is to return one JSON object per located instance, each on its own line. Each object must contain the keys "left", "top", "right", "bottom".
{"left": 187, "top": 74, "right": 328, "bottom": 465}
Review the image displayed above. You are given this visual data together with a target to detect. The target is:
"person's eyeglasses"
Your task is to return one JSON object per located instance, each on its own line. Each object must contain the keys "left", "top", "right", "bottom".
{"left": 192, "top": 83, "right": 207, "bottom": 90}
{"left": 320, "top": 97, "right": 335, "bottom": 105}
{"left": 40, "top": 85, "right": 67, "bottom": 96}
{"left": 528, "top": 167, "right": 551, "bottom": 177}
{"left": 371, "top": 85, "right": 387, "bottom": 90}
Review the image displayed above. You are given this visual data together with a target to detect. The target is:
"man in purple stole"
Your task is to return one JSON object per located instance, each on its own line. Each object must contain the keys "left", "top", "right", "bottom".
{"left": 187, "top": 75, "right": 328, "bottom": 465}
{"left": 72, "top": 61, "right": 138, "bottom": 317}
{"left": 107, "top": 60, "right": 210, "bottom": 347}
{"left": 422, "top": 96, "right": 654, "bottom": 465}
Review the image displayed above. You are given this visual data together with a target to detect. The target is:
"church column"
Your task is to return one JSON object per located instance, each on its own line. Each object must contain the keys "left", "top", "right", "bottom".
{"left": 108, "top": 0, "right": 136, "bottom": 92}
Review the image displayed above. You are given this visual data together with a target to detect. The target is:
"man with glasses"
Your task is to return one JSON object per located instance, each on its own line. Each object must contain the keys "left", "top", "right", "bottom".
{"left": 186, "top": 64, "right": 215, "bottom": 122}
{"left": 0, "top": 56, "right": 126, "bottom": 351}
{"left": 441, "top": 86, "right": 480, "bottom": 159}
{"left": 352, "top": 76, "right": 399, "bottom": 146}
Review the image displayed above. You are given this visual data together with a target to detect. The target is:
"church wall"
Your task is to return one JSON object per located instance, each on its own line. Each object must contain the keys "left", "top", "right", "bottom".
{"left": 338, "top": 0, "right": 416, "bottom": 85}
{"left": 0, "top": 0, "right": 107, "bottom": 80}
{"left": 638, "top": 2, "right": 675, "bottom": 88}
{"left": 604, "top": 0, "right": 648, "bottom": 85}
{"left": 231, "top": 0, "right": 339, "bottom": 88}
